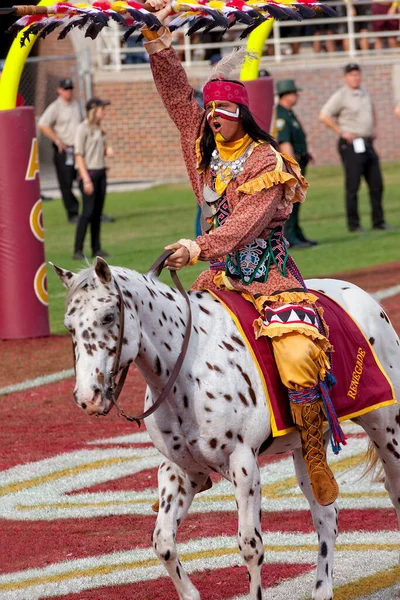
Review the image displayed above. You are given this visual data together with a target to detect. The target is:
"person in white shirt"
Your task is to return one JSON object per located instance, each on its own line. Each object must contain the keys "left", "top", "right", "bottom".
{"left": 73, "top": 97, "right": 112, "bottom": 260}
{"left": 38, "top": 78, "right": 82, "bottom": 223}
{"left": 320, "top": 64, "right": 392, "bottom": 233}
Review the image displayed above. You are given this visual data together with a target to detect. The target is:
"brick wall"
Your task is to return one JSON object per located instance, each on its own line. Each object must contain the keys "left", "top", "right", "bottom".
{"left": 37, "top": 36, "right": 400, "bottom": 181}
{"left": 266, "top": 62, "right": 400, "bottom": 168}
{"left": 93, "top": 61, "right": 400, "bottom": 180}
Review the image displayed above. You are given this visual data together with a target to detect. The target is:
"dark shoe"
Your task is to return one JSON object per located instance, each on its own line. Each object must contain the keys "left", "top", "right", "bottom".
{"left": 68, "top": 215, "right": 79, "bottom": 224}
{"left": 349, "top": 226, "right": 367, "bottom": 233}
{"left": 72, "top": 251, "right": 86, "bottom": 261}
{"left": 302, "top": 238, "right": 318, "bottom": 246}
{"left": 101, "top": 214, "right": 115, "bottom": 223}
{"left": 93, "top": 249, "right": 112, "bottom": 259}
{"left": 41, "top": 194, "right": 53, "bottom": 202}
{"left": 289, "top": 240, "right": 313, "bottom": 249}
{"left": 372, "top": 223, "right": 396, "bottom": 231}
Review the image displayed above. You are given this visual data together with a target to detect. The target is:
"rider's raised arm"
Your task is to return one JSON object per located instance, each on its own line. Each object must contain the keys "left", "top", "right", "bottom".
{"left": 143, "top": 27, "right": 205, "bottom": 138}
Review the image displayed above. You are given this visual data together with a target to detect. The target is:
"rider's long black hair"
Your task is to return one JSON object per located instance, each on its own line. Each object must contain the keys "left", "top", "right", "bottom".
{"left": 199, "top": 79, "right": 278, "bottom": 171}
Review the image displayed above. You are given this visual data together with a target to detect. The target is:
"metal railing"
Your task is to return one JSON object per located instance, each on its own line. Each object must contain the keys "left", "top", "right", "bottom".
{"left": 94, "top": 0, "right": 400, "bottom": 70}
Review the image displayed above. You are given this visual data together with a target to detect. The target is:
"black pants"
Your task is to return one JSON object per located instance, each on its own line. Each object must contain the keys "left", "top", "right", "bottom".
{"left": 74, "top": 169, "right": 107, "bottom": 254}
{"left": 284, "top": 158, "right": 308, "bottom": 244}
{"left": 52, "top": 145, "right": 79, "bottom": 220}
{"left": 338, "top": 138, "right": 384, "bottom": 231}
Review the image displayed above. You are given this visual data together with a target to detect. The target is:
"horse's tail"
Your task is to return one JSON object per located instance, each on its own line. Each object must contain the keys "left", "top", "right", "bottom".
{"left": 361, "top": 440, "right": 384, "bottom": 482}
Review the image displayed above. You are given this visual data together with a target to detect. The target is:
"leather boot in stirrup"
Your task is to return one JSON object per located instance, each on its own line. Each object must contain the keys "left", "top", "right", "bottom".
{"left": 291, "top": 399, "right": 339, "bottom": 506}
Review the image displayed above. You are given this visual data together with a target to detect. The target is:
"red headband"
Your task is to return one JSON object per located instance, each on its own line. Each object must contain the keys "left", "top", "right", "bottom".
{"left": 203, "top": 79, "right": 249, "bottom": 108}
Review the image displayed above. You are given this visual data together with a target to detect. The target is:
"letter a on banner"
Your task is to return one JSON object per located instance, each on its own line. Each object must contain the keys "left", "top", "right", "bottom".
{"left": 26, "top": 138, "right": 40, "bottom": 180}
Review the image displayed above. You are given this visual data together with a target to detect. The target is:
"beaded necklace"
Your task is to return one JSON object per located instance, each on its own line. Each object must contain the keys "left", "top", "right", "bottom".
{"left": 210, "top": 143, "right": 255, "bottom": 185}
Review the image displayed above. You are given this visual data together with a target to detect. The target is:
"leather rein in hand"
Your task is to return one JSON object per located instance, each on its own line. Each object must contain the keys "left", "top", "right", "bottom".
{"left": 106, "top": 250, "right": 192, "bottom": 426}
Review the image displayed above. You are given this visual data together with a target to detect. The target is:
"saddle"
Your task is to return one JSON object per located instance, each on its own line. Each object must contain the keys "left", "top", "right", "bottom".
{"left": 211, "top": 289, "right": 396, "bottom": 437}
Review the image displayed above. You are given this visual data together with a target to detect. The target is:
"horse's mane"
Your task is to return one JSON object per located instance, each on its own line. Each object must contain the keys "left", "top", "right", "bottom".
{"left": 66, "top": 266, "right": 96, "bottom": 305}
{"left": 66, "top": 265, "right": 139, "bottom": 306}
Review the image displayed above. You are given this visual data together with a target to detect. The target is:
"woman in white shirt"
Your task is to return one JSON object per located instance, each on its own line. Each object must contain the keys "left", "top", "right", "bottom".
{"left": 73, "top": 97, "right": 112, "bottom": 260}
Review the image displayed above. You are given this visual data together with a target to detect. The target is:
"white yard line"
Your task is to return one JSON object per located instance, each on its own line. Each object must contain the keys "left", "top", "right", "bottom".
{"left": 1, "top": 283, "right": 398, "bottom": 397}
{"left": 372, "top": 284, "right": 400, "bottom": 302}
{"left": 0, "top": 369, "right": 74, "bottom": 397}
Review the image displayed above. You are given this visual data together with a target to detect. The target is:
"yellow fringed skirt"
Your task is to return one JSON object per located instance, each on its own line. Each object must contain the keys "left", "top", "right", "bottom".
{"left": 214, "top": 274, "right": 332, "bottom": 392}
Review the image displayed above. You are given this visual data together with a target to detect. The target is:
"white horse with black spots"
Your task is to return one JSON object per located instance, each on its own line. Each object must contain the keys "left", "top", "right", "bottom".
{"left": 52, "top": 257, "right": 400, "bottom": 600}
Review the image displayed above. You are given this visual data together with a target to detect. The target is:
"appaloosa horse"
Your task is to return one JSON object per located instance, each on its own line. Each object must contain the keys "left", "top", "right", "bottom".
{"left": 52, "top": 257, "right": 400, "bottom": 600}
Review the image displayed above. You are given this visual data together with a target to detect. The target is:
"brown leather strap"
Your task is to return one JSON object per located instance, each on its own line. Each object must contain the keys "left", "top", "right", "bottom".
{"left": 3, "top": 5, "right": 51, "bottom": 16}
{"left": 107, "top": 279, "right": 131, "bottom": 405}
{"left": 110, "top": 250, "right": 192, "bottom": 426}
{"left": 109, "top": 280, "right": 126, "bottom": 392}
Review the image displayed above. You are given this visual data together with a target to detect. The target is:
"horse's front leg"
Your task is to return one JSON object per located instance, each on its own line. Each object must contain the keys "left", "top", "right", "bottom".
{"left": 152, "top": 460, "right": 207, "bottom": 600}
{"left": 229, "top": 446, "right": 264, "bottom": 600}
{"left": 292, "top": 445, "right": 337, "bottom": 600}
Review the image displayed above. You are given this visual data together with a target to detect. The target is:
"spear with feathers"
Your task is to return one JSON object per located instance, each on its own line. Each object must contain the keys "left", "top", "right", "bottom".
{"left": 1, "top": 1, "right": 336, "bottom": 47}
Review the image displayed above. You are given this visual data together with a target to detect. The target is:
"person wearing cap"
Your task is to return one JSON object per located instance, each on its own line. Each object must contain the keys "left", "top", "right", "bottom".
{"left": 38, "top": 78, "right": 82, "bottom": 223}
{"left": 320, "top": 64, "right": 391, "bottom": 232}
{"left": 73, "top": 98, "right": 112, "bottom": 261}
{"left": 275, "top": 79, "right": 317, "bottom": 249}
{"left": 137, "top": 3, "right": 346, "bottom": 510}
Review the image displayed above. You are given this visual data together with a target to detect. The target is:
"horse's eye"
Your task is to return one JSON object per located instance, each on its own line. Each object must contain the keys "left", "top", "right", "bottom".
{"left": 102, "top": 314, "right": 114, "bottom": 325}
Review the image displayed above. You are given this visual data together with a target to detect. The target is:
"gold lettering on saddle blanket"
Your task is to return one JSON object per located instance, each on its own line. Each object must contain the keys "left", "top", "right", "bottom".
{"left": 347, "top": 347, "right": 366, "bottom": 399}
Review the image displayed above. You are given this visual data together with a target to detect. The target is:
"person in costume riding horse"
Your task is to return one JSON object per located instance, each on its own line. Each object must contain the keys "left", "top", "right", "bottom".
{"left": 140, "top": 2, "right": 345, "bottom": 507}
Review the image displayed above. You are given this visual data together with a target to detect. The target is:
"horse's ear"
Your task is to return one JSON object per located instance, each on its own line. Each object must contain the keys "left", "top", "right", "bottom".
{"left": 94, "top": 257, "right": 112, "bottom": 284}
{"left": 49, "top": 262, "right": 76, "bottom": 289}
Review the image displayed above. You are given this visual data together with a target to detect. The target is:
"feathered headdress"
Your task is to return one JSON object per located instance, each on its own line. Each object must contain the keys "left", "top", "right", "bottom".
{"left": 206, "top": 47, "right": 258, "bottom": 83}
{"left": 203, "top": 48, "right": 258, "bottom": 107}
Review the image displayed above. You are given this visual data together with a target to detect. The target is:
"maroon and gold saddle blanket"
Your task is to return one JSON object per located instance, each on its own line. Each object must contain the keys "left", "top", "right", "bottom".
{"left": 211, "top": 289, "right": 396, "bottom": 437}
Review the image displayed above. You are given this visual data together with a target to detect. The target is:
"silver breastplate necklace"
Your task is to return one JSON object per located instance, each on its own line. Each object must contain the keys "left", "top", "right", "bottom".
{"left": 210, "top": 143, "right": 254, "bottom": 184}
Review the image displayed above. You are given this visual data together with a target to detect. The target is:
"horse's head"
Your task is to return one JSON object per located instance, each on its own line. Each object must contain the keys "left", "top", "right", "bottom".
{"left": 51, "top": 258, "right": 139, "bottom": 417}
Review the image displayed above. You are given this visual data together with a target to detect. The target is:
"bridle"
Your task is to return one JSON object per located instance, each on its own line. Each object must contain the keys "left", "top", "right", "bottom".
{"left": 100, "top": 250, "right": 192, "bottom": 426}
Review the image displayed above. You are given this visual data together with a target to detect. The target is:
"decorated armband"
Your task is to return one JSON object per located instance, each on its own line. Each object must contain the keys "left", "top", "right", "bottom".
{"left": 142, "top": 26, "right": 172, "bottom": 53}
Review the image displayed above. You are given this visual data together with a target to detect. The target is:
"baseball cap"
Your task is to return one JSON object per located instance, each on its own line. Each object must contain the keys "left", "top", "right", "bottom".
{"left": 344, "top": 63, "right": 360, "bottom": 74}
{"left": 276, "top": 79, "right": 302, "bottom": 96}
{"left": 59, "top": 78, "right": 74, "bottom": 90}
{"left": 86, "top": 97, "right": 111, "bottom": 112}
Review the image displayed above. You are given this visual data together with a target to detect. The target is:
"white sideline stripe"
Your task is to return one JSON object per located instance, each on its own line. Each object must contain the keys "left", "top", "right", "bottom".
{"left": 0, "top": 369, "right": 74, "bottom": 397}
{"left": 1, "top": 283, "right": 398, "bottom": 398}
{"left": 371, "top": 284, "right": 400, "bottom": 302}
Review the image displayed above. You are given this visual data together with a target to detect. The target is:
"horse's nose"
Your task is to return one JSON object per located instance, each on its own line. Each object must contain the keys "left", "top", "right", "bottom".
{"left": 73, "top": 387, "right": 103, "bottom": 414}
{"left": 91, "top": 387, "right": 102, "bottom": 405}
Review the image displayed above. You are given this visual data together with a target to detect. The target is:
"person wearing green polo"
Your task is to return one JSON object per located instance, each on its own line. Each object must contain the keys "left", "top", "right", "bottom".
{"left": 275, "top": 79, "right": 317, "bottom": 248}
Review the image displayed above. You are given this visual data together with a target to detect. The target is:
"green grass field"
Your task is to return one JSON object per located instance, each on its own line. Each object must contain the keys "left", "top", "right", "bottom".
{"left": 45, "top": 163, "right": 400, "bottom": 334}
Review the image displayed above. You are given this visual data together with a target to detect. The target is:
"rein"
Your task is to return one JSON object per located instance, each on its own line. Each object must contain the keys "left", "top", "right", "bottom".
{"left": 107, "top": 250, "right": 192, "bottom": 426}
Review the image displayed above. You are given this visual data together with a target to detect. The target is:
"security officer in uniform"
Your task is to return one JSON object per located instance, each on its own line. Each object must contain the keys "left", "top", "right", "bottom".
{"left": 39, "top": 78, "right": 82, "bottom": 223}
{"left": 320, "top": 64, "right": 391, "bottom": 232}
{"left": 275, "top": 79, "right": 317, "bottom": 248}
